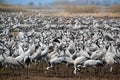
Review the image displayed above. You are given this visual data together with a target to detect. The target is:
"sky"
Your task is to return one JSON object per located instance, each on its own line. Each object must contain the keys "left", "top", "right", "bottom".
{"left": 3, "top": 0, "right": 120, "bottom": 6}
{"left": 5, "top": 0, "right": 53, "bottom": 5}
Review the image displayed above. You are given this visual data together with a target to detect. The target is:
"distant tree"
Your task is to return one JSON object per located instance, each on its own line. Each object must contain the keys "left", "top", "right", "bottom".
{"left": 38, "top": 2, "right": 41, "bottom": 6}
{"left": 38, "top": 2, "right": 42, "bottom": 6}
{"left": 0, "top": 0, "right": 5, "bottom": 3}
{"left": 28, "top": 2, "right": 34, "bottom": 6}
{"left": 53, "top": 0, "right": 69, "bottom": 6}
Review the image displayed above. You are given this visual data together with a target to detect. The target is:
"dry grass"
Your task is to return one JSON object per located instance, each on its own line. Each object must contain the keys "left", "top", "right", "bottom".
{"left": 61, "top": 5, "right": 120, "bottom": 18}
{"left": 109, "top": 5, "right": 120, "bottom": 12}
{"left": 56, "top": 12, "right": 120, "bottom": 18}
{"left": 64, "top": 5, "right": 120, "bottom": 13}
{"left": 0, "top": 4, "right": 26, "bottom": 12}
{"left": 64, "top": 5, "right": 99, "bottom": 13}
{"left": 36, "top": 5, "right": 120, "bottom": 18}
{"left": 0, "top": 4, "right": 120, "bottom": 18}
{"left": 37, "top": 12, "right": 120, "bottom": 18}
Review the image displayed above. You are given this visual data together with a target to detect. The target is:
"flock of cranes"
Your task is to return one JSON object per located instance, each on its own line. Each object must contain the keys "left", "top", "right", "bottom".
{"left": 0, "top": 12, "right": 120, "bottom": 77}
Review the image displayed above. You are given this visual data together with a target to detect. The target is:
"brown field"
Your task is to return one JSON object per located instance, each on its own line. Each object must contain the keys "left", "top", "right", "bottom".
{"left": 51, "top": 12, "right": 120, "bottom": 18}
{"left": 0, "top": 4, "right": 30, "bottom": 12}
{"left": 109, "top": 5, "right": 120, "bottom": 12}
{"left": 0, "top": 4, "right": 120, "bottom": 18}
{"left": 54, "top": 5, "right": 120, "bottom": 18}
{"left": 64, "top": 5, "right": 120, "bottom": 13}
{"left": 64, "top": 5, "right": 100, "bottom": 13}
{"left": 0, "top": 62, "right": 120, "bottom": 80}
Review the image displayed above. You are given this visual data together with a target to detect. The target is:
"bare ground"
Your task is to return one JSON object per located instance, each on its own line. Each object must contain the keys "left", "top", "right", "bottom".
{"left": 0, "top": 62, "right": 120, "bottom": 80}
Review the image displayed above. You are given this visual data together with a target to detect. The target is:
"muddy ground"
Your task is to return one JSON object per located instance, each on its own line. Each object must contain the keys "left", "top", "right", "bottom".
{"left": 0, "top": 62, "right": 120, "bottom": 80}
